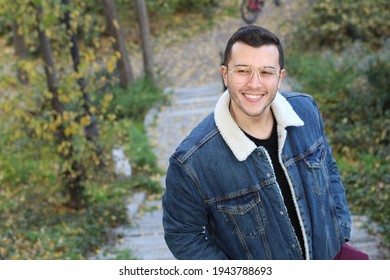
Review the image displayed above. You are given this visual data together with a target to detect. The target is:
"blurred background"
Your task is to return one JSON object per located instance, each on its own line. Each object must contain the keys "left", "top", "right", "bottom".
{"left": 0, "top": 0, "right": 388, "bottom": 259}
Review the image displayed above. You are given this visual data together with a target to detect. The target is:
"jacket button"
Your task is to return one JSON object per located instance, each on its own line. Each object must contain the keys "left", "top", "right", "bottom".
{"left": 267, "top": 173, "right": 271, "bottom": 177}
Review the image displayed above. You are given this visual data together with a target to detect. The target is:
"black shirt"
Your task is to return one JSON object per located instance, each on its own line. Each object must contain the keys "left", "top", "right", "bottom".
{"left": 243, "top": 120, "right": 305, "bottom": 258}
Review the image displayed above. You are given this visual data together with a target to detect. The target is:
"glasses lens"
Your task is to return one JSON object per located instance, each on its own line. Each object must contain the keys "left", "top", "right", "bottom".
{"left": 230, "top": 66, "right": 278, "bottom": 84}
{"left": 231, "top": 66, "right": 253, "bottom": 84}
{"left": 259, "top": 68, "right": 278, "bottom": 83}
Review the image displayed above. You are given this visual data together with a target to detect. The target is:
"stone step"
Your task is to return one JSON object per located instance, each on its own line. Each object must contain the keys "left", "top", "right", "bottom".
{"left": 159, "top": 106, "right": 214, "bottom": 117}
{"left": 173, "top": 94, "right": 220, "bottom": 106}
{"left": 170, "top": 82, "right": 222, "bottom": 98}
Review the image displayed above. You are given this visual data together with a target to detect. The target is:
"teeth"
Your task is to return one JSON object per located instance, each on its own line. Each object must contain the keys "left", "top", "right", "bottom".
{"left": 245, "top": 94, "right": 262, "bottom": 100}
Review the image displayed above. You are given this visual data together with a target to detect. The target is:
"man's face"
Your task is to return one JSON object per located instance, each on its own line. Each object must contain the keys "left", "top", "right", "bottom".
{"left": 221, "top": 42, "right": 285, "bottom": 122}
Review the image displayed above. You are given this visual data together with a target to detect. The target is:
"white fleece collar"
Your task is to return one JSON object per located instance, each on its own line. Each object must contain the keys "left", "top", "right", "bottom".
{"left": 214, "top": 90, "right": 304, "bottom": 161}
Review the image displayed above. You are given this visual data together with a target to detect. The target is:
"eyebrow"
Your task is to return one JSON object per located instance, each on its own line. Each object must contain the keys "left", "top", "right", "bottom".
{"left": 234, "top": 64, "right": 277, "bottom": 70}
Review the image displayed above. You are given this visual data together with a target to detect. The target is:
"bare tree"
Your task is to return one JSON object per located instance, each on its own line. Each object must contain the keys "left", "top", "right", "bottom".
{"left": 101, "top": 0, "right": 134, "bottom": 88}
{"left": 135, "top": 0, "right": 155, "bottom": 83}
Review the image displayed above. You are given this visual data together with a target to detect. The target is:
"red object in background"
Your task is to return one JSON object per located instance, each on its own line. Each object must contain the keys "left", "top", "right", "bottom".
{"left": 248, "top": 0, "right": 263, "bottom": 10}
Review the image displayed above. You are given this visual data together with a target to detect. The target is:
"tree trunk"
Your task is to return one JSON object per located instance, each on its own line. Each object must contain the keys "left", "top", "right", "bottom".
{"left": 135, "top": 0, "right": 155, "bottom": 83}
{"left": 62, "top": 0, "right": 100, "bottom": 144}
{"left": 37, "top": 21, "right": 62, "bottom": 113}
{"left": 101, "top": 0, "right": 133, "bottom": 88}
{"left": 12, "top": 21, "right": 29, "bottom": 85}
{"left": 35, "top": 5, "right": 85, "bottom": 210}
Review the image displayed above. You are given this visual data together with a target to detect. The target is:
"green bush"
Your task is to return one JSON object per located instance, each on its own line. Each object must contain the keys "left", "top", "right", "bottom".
{"left": 104, "top": 119, "right": 164, "bottom": 194}
{"left": 279, "top": 0, "right": 390, "bottom": 249}
{"left": 146, "top": 0, "right": 219, "bottom": 16}
{"left": 0, "top": 74, "right": 165, "bottom": 259}
{"left": 0, "top": 179, "right": 130, "bottom": 259}
{"left": 174, "top": 0, "right": 219, "bottom": 16}
{"left": 0, "top": 113, "right": 162, "bottom": 259}
{"left": 365, "top": 57, "right": 390, "bottom": 114}
{"left": 285, "top": 50, "right": 356, "bottom": 102}
{"left": 105, "top": 77, "right": 168, "bottom": 122}
{"left": 286, "top": 41, "right": 390, "bottom": 249}
{"left": 289, "top": 0, "right": 390, "bottom": 51}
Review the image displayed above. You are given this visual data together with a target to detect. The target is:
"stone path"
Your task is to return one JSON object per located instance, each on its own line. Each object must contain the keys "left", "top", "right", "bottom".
{"left": 94, "top": 82, "right": 223, "bottom": 260}
{"left": 94, "top": 0, "right": 388, "bottom": 260}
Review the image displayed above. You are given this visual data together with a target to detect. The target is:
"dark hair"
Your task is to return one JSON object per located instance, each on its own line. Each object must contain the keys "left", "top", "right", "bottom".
{"left": 223, "top": 25, "right": 284, "bottom": 70}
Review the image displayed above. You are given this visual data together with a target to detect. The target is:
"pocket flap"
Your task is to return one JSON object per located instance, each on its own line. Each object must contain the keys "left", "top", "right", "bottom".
{"left": 217, "top": 189, "right": 260, "bottom": 215}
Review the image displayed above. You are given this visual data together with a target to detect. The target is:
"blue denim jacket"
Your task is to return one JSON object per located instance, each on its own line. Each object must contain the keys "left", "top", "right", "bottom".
{"left": 163, "top": 91, "right": 351, "bottom": 260}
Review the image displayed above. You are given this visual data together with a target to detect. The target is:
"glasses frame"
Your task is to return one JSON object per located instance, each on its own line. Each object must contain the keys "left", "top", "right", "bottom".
{"left": 227, "top": 65, "right": 280, "bottom": 84}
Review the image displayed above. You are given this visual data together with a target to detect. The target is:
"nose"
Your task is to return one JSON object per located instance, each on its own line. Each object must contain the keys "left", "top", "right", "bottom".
{"left": 247, "top": 69, "right": 263, "bottom": 86}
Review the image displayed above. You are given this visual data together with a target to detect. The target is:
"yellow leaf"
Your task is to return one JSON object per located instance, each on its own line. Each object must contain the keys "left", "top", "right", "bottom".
{"left": 107, "top": 57, "right": 117, "bottom": 73}
{"left": 4, "top": 102, "right": 12, "bottom": 113}
{"left": 35, "top": 125, "right": 42, "bottom": 137}
{"left": 45, "top": 29, "right": 52, "bottom": 38}
{"left": 108, "top": 114, "right": 116, "bottom": 121}
{"left": 80, "top": 115, "right": 91, "bottom": 126}
{"left": 17, "top": 26, "right": 24, "bottom": 36}
{"left": 44, "top": 90, "right": 53, "bottom": 99}
{"left": 113, "top": 20, "right": 120, "bottom": 30}
{"left": 104, "top": 93, "right": 113, "bottom": 102}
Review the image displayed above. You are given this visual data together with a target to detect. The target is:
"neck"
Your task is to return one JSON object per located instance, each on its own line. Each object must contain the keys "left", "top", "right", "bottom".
{"left": 230, "top": 105, "right": 275, "bottom": 140}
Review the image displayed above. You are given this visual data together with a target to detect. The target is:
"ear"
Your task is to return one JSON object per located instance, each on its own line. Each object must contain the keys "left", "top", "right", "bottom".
{"left": 278, "top": 69, "right": 286, "bottom": 90}
{"left": 221, "top": 66, "right": 228, "bottom": 88}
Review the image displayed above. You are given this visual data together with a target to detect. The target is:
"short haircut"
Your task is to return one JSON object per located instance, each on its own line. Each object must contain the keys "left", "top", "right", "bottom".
{"left": 223, "top": 25, "right": 284, "bottom": 70}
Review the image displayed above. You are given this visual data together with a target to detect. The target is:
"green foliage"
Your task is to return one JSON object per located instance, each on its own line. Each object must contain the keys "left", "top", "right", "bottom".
{"left": 286, "top": 0, "right": 390, "bottom": 247}
{"left": 0, "top": 178, "right": 131, "bottom": 259}
{"left": 113, "top": 249, "right": 137, "bottom": 260}
{"left": 286, "top": 40, "right": 390, "bottom": 249}
{"left": 338, "top": 154, "right": 389, "bottom": 244}
{"left": 0, "top": 110, "right": 163, "bottom": 259}
{"left": 105, "top": 77, "right": 168, "bottom": 122}
{"left": 174, "top": 0, "right": 219, "bottom": 16}
{"left": 365, "top": 48, "right": 390, "bottom": 113}
{"left": 0, "top": 0, "right": 167, "bottom": 259}
{"left": 146, "top": 0, "right": 219, "bottom": 16}
{"left": 98, "top": 117, "right": 164, "bottom": 194}
{"left": 286, "top": 0, "right": 390, "bottom": 248}
{"left": 289, "top": 0, "right": 390, "bottom": 51}
{"left": 285, "top": 50, "right": 356, "bottom": 101}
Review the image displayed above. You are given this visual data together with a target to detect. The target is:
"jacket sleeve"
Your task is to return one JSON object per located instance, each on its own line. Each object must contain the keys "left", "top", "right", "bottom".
{"left": 162, "top": 156, "right": 229, "bottom": 260}
{"left": 314, "top": 99, "right": 352, "bottom": 243}
{"left": 325, "top": 141, "right": 352, "bottom": 242}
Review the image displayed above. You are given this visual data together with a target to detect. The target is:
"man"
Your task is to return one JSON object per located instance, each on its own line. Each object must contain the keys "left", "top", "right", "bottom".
{"left": 162, "top": 25, "right": 351, "bottom": 259}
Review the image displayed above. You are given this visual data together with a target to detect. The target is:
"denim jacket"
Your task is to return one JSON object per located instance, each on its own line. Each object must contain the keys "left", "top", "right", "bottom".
{"left": 162, "top": 91, "right": 351, "bottom": 260}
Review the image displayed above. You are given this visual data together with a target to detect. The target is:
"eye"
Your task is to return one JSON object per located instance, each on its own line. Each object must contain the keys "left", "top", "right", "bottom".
{"left": 260, "top": 69, "right": 276, "bottom": 76}
{"left": 234, "top": 67, "right": 252, "bottom": 75}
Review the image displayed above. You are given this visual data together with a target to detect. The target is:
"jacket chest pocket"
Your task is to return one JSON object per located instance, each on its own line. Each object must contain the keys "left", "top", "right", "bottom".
{"left": 303, "top": 143, "right": 329, "bottom": 194}
{"left": 217, "top": 188, "right": 266, "bottom": 238}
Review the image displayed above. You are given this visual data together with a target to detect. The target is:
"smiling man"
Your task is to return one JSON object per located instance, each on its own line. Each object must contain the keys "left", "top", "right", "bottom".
{"left": 162, "top": 25, "right": 351, "bottom": 260}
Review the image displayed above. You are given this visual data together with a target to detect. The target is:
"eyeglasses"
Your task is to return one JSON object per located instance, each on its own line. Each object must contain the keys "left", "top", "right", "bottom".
{"left": 228, "top": 65, "right": 279, "bottom": 84}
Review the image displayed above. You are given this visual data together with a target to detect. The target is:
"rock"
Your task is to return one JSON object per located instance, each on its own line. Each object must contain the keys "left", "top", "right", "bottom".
{"left": 112, "top": 147, "right": 132, "bottom": 178}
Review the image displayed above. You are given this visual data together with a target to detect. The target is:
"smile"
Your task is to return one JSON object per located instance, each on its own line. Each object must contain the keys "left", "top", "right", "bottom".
{"left": 243, "top": 93, "right": 264, "bottom": 102}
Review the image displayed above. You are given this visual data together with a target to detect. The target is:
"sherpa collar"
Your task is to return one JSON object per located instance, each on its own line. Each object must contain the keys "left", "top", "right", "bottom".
{"left": 214, "top": 90, "right": 304, "bottom": 161}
